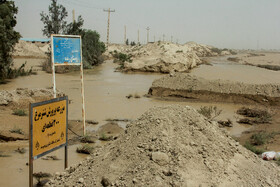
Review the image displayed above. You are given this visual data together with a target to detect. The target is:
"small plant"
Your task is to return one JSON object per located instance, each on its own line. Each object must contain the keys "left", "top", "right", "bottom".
{"left": 10, "top": 127, "right": 24, "bottom": 135}
{"left": 76, "top": 144, "right": 93, "bottom": 154}
{"left": 15, "top": 147, "right": 26, "bottom": 154}
{"left": 99, "top": 133, "right": 112, "bottom": 141}
{"left": 12, "top": 109, "right": 27, "bottom": 116}
{"left": 244, "top": 142, "right": 265, "bottom": 155}
{"left": 176, "top": 50, "right": 183, "bottom": 53}
{"left": 113, "top": 51, "right": 132, "bottom": 63}
{"left": 250, "top": 132, "right": 276, "bottom": 146}
{"left": 0, "top": 152, "right": 10, "bottom": 157}
{"left": 197, "top": 106, "right": 222, "bottom": 120}
{"left": 80, "top": 135, "right": 95, "bottom": 143}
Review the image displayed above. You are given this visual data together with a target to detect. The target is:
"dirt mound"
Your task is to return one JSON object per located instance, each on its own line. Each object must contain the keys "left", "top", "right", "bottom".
{"left": 106, "top": 42, "right": 233, "bottom": 73}
{"left": 13, "top": 40, "right": 48, "bottom": 58}
{"left": 149, "top": 73, "right": 280, "bottom": 105}
{"left": 49, "top": 105, "right": 280, "bottom": 186}
{"left": 0, "top": 88, "right": 61, "bottom": 107}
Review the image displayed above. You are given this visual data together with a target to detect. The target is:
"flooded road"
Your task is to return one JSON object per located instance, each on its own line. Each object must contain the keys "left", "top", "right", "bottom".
{"left": 2, "top": 57, "right": 279, "bottom": 186}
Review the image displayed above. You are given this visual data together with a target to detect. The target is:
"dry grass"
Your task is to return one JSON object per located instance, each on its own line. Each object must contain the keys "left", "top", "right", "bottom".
{"left": 12, "top": 109, "right": 27, "bottom": 116}
{"left": 76, "top": 144, "right": 93, "bottom": 154}
{"left": 197, "top": 106, "right": 222, "bottom": 120}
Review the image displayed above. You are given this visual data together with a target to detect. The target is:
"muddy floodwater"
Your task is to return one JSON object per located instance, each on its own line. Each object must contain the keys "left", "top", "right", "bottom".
{"left": 191, "top": 57, "right": 280, "bottom": 84}
{"left": 1, "top": 57, "right": 279, "bottom": 186}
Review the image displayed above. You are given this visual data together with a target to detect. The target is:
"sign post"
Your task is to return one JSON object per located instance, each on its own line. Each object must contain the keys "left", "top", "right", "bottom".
{"left": 29, "top": 96, "right": 68, "bottom": 187}
{"left": 51, "top": 34, "right": 86, "bottom": 135}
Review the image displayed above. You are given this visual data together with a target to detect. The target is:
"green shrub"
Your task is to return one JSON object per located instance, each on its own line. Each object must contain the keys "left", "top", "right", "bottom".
{"left": 10, "top": 127, "right": 24, "bottom": 135}
{"left": 80, "top": 135, "right": 95, "bottom": 143}
{"left": 12, "top": 109, "right": 27, "bottom": 116}
{"left": 113, "top": 51, "right": 132, "bottom": 63}
{"left": 250, "top": 132, "right": 276, "bottom": 145}
{"left": 210, "top": 48, "right": 223, "bottom": 55}
{"left": 0, "top": 1, "right": 21, "bottom": 81}
{"left": 244, "top": 142, "right": 265, "bottom": 154}
{"left": 99, "top": 133, "right": 112, "bottom": 141}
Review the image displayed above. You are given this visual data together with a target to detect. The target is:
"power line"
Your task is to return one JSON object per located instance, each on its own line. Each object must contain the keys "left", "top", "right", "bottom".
{"left": 59, "top": 0, "right": 102, "bottom": 10}
{"left": 103, "top": 8, "right": 115, "bottom": 45}
{"left": 146, "top": 27, "right": 150, "bottom": 44}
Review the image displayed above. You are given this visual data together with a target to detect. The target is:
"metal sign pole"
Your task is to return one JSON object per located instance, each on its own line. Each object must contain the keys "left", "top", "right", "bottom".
{"left": 29, "top": 104, "right": 33, "bottom": 187}
{"left": 29, "top": 97, "right": 68, "bottom": 186}
{"left": 51, "top": 35, "right": 57, "bottom": 98}
{"left": 65, "top": 97, "right": 68, "bottom": 169}
{"left": 80, "top": 37, "right": 86, "bottom": 136}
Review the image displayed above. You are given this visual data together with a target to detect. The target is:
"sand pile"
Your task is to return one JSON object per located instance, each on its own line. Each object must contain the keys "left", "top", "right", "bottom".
{"left": 0, "top": 88, "right": 61, "bottom": 107}
{"left": 149, "top": 73, "right": 280, "bottom": 104}
{"left": 184, "top": 41, "right": 218, "bottom": 57}
{"left": 13, "top": 40, "right": 48, "bottom": 58}
{"left": 106, "top": 42, "right": 233, "bottom": 73}
{"left": 50, "top": 105, "right": 280, "bottom": 186}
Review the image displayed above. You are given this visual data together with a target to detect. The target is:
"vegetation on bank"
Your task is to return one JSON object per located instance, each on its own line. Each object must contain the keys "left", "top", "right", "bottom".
{"left": 40, "top": 0, "right": 105, "bottom": 72}
{"left": 0, "top": 1, "right": 35, "bottom": 82}
{"left": 237, "top": 107, "right": 272, "bottom": 125}
{"left": 244, "top": 142, "right": 266, "bottom": 155}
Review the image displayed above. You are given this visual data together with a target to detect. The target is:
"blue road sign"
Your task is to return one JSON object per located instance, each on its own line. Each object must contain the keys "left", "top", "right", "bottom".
{"left": 52, "top": 36, "right": 81, "bottom": 64}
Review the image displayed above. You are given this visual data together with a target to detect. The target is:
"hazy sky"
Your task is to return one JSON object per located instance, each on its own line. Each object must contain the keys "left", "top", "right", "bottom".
{"left": 14, "top": 0, "right": 280, "bottom": 49}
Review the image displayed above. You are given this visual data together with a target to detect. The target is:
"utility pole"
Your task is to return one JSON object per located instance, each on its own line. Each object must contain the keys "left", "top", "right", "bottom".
{"left": 103, "top": 8, "right": 115, "bottom": 46}
{"left": 124, "top": 25, "right": 126, "bottom": 44}
{"left": 72, "top": 9, "right": 75, "bottom": 22}
{"left": 146, "top": 27, "right": 150, "bottom": 44}
{"left": 163, "top": 34, "right": 165, "bottom": 42}
{"left": 154, "top": 35, "right": 155, "bottom": 43}
{"left": 137, "top": 29, "right": 140, "bottom": 44}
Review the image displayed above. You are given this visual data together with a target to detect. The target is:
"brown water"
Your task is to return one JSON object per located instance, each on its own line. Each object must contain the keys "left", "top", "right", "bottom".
{"left": 0, "top": 141, "right": 87, "bottom": 187}
{"left": 191, "top": 57, "right": 280, "bottom": 84}
{"left": 3, "top": 57, "right": 279, "bottom": 186}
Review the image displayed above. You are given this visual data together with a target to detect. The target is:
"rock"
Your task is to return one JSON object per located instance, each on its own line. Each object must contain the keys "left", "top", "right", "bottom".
{"left": 151, "top": 151, "right": 169, "bottom": 166}
{"left": 86, "top": 120, "right": 99, "bottom": 125}
{"left": 101, "top": 177, "right": 110, "bottom": 187}
{"left": 78, "top": 178, "right": 84, "bottom": 183}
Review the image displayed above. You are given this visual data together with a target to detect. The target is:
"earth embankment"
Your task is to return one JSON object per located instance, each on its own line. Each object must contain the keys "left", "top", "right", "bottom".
{"left": 149, "top": 73, "right": 280, "bottom": 105}
{"left": 49, "top": 105, "right": 280, "bottom": 186}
